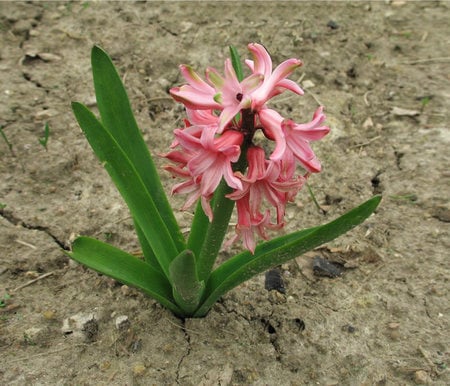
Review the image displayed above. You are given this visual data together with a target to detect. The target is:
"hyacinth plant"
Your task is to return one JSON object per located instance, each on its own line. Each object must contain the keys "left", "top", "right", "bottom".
{"left": 70, "top": 44, "right": 381, "bottom": 318}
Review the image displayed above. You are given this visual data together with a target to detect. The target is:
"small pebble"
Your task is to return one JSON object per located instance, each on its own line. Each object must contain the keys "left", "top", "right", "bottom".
{"left": 100, "top": 361, "right": 111, "bottom": 371}
{"left": 414, "top": 369, "right": 431, "bottom": 385}
{"left": 265, "top": 269, "right": 285, "bottom": 293}
{"left": 327, "top": 20, "right": 339, "bottom": 30}
{"left": 133, "top": 363, "right": 146, "bottom": 376}
{"left": 42, "top": 310, "right": 56, "bottom": 320}
{"left": 38, "top": 53, "right": 62, "bottom": 62}
{"left": 363, "top": 116, "right": 374, "bottom": 129}
{"left": 61, "top": 312, "right": 98, "bottom": 342}
{"left": 115, "top": 315, "right": 130, "bottom": 331}
{"left": 313, "top": 256, "right": 343, "bottom": 278}
{"left": 302, "top": 79, "right": 315, "bottom": 89}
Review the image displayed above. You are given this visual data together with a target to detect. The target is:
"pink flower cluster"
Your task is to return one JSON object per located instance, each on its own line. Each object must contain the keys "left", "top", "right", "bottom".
{"left": 163, "top": 43, "right": 330, "bottom": 253}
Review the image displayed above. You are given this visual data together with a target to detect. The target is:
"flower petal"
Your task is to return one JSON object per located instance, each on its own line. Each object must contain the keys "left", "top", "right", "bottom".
{"left": 258, "top": 108, "right": 286, "bottom": 161}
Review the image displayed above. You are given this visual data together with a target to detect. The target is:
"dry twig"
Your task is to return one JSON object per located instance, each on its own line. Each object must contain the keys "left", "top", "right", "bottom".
{"left": 11, "top": 271, "right": 55, "bottom": 293}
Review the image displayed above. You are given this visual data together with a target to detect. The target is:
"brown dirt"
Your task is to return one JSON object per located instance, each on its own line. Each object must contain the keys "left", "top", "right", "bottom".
{"left": 1, "top": 1, "right": 449, "bottom": 385}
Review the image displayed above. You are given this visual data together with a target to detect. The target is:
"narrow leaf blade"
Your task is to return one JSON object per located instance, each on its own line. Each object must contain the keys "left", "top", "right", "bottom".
{"left": 91, "top": 45, "right": 185, "bottom": 254}
{"left": 229, "top": 46, "right": 244, "bottom": 82}
{"left": 68, "top": 237, "right": 182, "bottom": 316}
{"left": 195, "top": 195, "right": 382, "bottom": 317}
{"left": 72, "top": 102, "right": 178, "bottom": 278}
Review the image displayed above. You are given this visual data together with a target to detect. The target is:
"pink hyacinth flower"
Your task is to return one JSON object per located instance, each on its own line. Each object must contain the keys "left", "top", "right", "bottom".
{"left": 164, "top": 126, "right": 244, "bottom": 220}
{"left": 259, "top": 106, "right": 330, "bottom": 173}
{"left": 282, "top": 106, "right": 330, "bottom": 173}
{"left": 207, "top": 59, "right": 263, "bottom": 132}
{"left": 227, "top": 146, "right": 305, "bottom": 225}
{"left": 227, "top": 197, "right": 279, "bottom": 254}
{"left": 245, "top": 43, "right": 304, "bottom": 111}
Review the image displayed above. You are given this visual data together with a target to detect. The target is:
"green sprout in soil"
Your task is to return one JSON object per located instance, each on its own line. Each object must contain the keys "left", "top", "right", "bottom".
{"left": 38, "top": 122, "right": 50, "bottom": 150}
{"left": 389, "top": 194, "right": 418, "bottom": 203}
{"left": 0, "top": 293, "right": 11, "bottom": 308}
{"left": 0, "top": 126, "right": 14, "bottom": 155}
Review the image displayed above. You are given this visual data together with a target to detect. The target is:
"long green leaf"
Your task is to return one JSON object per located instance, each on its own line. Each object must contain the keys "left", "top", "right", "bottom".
{"left": 194, "top": 195, "right": 381, "bottom": 317}
{"left": 133, "top": 219, "right": 161, "bottom": 271}
{"left": 72, "top": 102, "right": 178, "bottom": 279}
{"left": 91, "top": 46, "right": 185, "bottom": 255}
{"left": 68, "top": 237, "right": 182, "bottom": 316}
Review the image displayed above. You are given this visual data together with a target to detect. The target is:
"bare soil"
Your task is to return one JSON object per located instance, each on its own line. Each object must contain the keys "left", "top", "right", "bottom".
{"left": 1, "top": 1, "right": 449, "bottom": 385}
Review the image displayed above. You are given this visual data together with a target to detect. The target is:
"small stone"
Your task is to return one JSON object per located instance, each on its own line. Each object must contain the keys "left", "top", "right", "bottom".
{"left": 268, "top": 290, "right": 287, "bottom": 304}
{"left": 133, "top": 363, "right": 146, "bottom": 376}
{"left": 432, "top": 206, "right": 450, "bottom": 222}
{"left": 313, "top": 256, "right": 343, "bottom": 278}
{"left": 391, "top": 0, "right": 407, "bottom": 6}
{"left": 42, "top": 310, "right": 56, "bottom": 320}
{"left": 120, "top": 285, "right": 131, "bottom": 296}
{"left": 302, "top": 79, "right": 315, "bottom": 89}
{"left": 61, "top": 312, "right": 98, "bottom": 342}
{"left": 414, "top": 370, "right": 431, "bottom": 385}
{"left": 327, "top": 20, "right": 339, "bottom": 30}
{"left": 24, "top": 327, "right": 43, "bottom": 341}
{"left": 363, "top": 117, "right": 374, "bottom": 129}
{"left": 12, "top": 19, "right": 34, "bottom": 34}
{"left": 115, "top": 315, "right": 130, "bottom": 331}
{"left": 100, "top": 361, "right": 111, "bottom": 371}
{"left": 342, "top": 324, "right": 356, "bottom": 333}
{"left": 38, "top": 53, "right": 63, "bottom": 62}
{"left": 265, "top": 269, "right": 285, "bottom": 293}
{"left": 34, "top": 108, "right": 59, "bottom": 121}
{"left": 391, "top": 106, "right": 420, "bottom": 117}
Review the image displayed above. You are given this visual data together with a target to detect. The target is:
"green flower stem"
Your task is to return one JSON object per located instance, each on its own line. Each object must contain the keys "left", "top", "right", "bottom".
{"left": 195, "top": 179, "right": 236, "bottom": 283}
{"left": 195, "top": 110, "right": 254, "bottom": 283}
{"left": 187, "top": 201, "right": 210, "bottom": 260}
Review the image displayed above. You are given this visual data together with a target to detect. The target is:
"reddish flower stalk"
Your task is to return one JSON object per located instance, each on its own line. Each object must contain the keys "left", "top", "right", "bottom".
{"left": 163, "top": 43, "right": 330, "bottom": 252}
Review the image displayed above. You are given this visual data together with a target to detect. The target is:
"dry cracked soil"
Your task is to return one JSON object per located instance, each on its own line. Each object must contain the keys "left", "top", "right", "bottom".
{"left": 1, "top": 1, "right": 449, "bottom": 385}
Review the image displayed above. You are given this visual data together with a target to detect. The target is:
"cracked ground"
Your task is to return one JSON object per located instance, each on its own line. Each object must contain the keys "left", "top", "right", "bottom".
{"left": 1, "top": 2, "right": 449, "bottom": 385}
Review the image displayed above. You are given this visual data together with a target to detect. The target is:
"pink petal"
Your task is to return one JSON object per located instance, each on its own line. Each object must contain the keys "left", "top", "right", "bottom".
{"left": 201, "top": 166, "right": 224, "bottom": 196}
{"left": 247, "top": 43, "right": 272, "bottom": 77}
{"left": 205, "top": 67, "right": 225, "bottom": 89}
{"left": 241, "top": 73, "right": 264, "bottom": 93}
{"left": 200, "top": 196, "right": 214, "bottom": 221}
{"left": 188, "top": 151, "right": 215, "bottom": 176}
{"left": 218, "top": 103, "right": 244, "bottom": 133}
{"left": 170, "top": 85, "right": 220, "bottom": 110}
{"left": 258, "top": 109, "right": 286, "bottom": 161}
{"left": 223, "top": 164, "right": 243, "bottom": 190}
{"left": 179, "top": 64, "right": 216, "bottom": 93}
{"left": 186, "top": 109, "right": 219, "bottom": 126}
{"left": 276, "top": 79, "right": 304, "bottom": 95}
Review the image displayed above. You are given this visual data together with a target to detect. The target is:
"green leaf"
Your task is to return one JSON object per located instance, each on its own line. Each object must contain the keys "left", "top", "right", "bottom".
{"left": 71, "top": 102, "right": 178, "bottom": 279}
{"left": 68, "top": 237, "right": 182, "bottom": 316}
{"left": 38, "top": 122, "right": 50, "bottom": 150}
{"left": 194, "top": 195, "right": 382, "bottom": 317}
{"left": 133, "top": 219, "right": 162, "bottom": 272}
{"left": 169, "top": 250, "right": 205, "bottom": 315}
{"left": 229, "top": 46, "right": 244, "bottom": 82}
{"left": 90, "top": 45, "right": 185, "bottom": 255}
